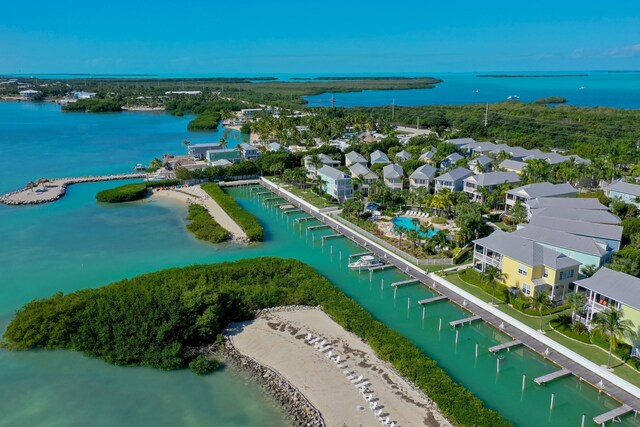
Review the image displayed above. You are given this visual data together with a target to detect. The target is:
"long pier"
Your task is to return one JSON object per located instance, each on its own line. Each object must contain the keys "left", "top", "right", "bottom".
{"left": 1, "top": 173, "right": 147, "bottom": 206}
{"left": 593, "top": 404, "right": 633, "bottom": 425}
{"left": 488, "top": 340, "right": 523, "bottom": 353}
{"left": 307, "top": 224, "right": 330, "bottom": 231}
{"left": 449, "top": 315, "right": 482, "bottom": 327}
{"left": 391, "top": 279, "right": 420, "bottom": 288}
{"left": 418, "top": 295, "right": 448, "bottom": 305}
{"left": 534, "top": 368, "right": 572, "bottom": 385}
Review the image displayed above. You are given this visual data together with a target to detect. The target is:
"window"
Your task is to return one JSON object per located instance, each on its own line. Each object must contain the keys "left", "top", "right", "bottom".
{"left": 518, "top": 265, "right": 528, "bottom": 276}
{"left": 543, "top": 268, "right": 549, "bottom": 278}
{"left": 522, "top": 283, "right": 531, "bottom": 295}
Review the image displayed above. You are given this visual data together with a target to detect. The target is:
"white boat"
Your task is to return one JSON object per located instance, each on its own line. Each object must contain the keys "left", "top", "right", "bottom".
{"left": 348, "top": 255, "right": 384, "bottom": 270}
{"left": 507, "top": 95, "right": 520, "bottom": 100}
{"left": 579, "top": 86, "right": 586, "bottom": 90}
{"left": 134, "top": 163, "right": 146, "bottom": 171}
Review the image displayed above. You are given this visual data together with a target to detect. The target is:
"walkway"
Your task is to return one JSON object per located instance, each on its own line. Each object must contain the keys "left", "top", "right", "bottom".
{"left": 260, "top": 177, "right": 640, "bottom": 414}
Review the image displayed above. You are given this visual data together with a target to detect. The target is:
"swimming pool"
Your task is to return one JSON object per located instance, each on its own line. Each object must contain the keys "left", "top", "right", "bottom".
{"left": 391, "top": 216, "right": 439, "bottom": 238}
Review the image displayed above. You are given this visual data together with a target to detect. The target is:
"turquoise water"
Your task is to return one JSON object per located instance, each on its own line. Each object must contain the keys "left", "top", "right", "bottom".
{"left": 1, "top": 103, "right": 639, "bottom": 426}
{"left": 391, "top": 216, "right": 439, "bottom": 238}
{"left": 304, "top": 71, "right": 640, "bottom": 109}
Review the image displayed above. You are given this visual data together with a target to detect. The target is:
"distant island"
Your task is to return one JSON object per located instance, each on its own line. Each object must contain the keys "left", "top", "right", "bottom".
{"left": 478, "top": 74, "right": 588, "bottom": 78}
{"left": 533, "top": 96, "right": 567, "bottom": 104}
{"left": 292, "top": 76, "right": 442, "bottom": 82}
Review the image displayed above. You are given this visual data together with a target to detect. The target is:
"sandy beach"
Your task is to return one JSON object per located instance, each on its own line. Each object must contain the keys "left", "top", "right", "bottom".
{"left": 152, "top": 185, "right": 248, "bottom": 241}
{"left": 227, "top": 308, "right": 451, "bottom": 427}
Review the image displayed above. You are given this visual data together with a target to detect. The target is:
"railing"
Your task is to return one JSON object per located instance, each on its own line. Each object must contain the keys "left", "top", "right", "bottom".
{"left": 329, "top": 213, "right": 453, "bottom": 266}
{"left": 473, "top": 253, "right": 502, "bottom": 268}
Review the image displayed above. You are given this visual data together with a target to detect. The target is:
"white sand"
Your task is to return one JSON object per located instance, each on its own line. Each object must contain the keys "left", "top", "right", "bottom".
{"left": 227, "top": 309, "right": 451, "bottom": 427}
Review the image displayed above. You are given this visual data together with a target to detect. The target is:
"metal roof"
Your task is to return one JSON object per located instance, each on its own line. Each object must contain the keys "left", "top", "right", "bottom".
{"left": 410, "top": 164, "right": 437, "bottom": 180}
{"left": 528, "top": 216, "right": 623, "bottom": 242}
{"left": 574, "top": 268, "right": 640, "bottom": 310}
{"left": 370, "top": 150, "right": 391, "bottom": 163}
{"left": 506, "top": 182, "right": 577, "bottom": 199}
{"left": 464, "top": 171, "right": 520, "bottom": 187}
{"left": 345, "top": 151, "right": 367, "bottom": 163}
{"left": 532, "top": 208, "right": 621, "bottom": 225}
{"left": 606, "top": 181, "right": 640, "bottom": 197}
{"left": 383, "top": 163, "right": 404, "bottom": 179}
{"left": 436, "top": 167, "right": 473, "bottom": 182}
{"left": 513, "top": 225, "right": 611, "bottom": 257}
{"left": 527, "top": 197, "right": 607, "bottom": 211}
{"left": 348, "top": 163, "right": 378, "bottom": 179}
{"left": 317, "top": 165, "right": 350, "bottom": 181}
{"left": 499, "top": 159, "right": 527, "bottom": 172}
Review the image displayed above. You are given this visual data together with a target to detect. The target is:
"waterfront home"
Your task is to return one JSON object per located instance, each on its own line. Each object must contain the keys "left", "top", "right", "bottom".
{"left": 370, "top": 150, "right": 391, "bottom": 165}
{"left": 498, "top": 159, "right": 527, "bottom": 174}
{"left": 574, "top": 268, "right": 640, "bottom": 343}
{"left": 348, "top": 163, "right": 378, "bottom": 195}
{"left": 505, "top": 182, "right": 577, "bottom": 209}
{"left": 419, "top": 149, "right": 436, "bottom": 163}
{"left": 188, "top": 142, "right": 223, "bottom": 160}
{"left": 395, "top": 150, "right": 412, "bottom": 162}
{"left": 440, "top": 152, "right": 464, "bottom": 169}
{"left": 513, "top": 225, "right": 613, "bottom": 269}
{"left": 463, "top": 171, "right": 520, "bottom": 203}
{"left": 239, "top": 143, "right": 259, "bottom": 161}
{"left": 345, "top": 151, "right": 368, "bottom": 167}
{"left": 528, "top": 216, "right": 623, "bottom": 251}
{"left": 267, "top": 142, "right": 284, "bottom": 152}
{"left": 409, "top": 164, "right": 438, "bottom": 191}
{"left": 468, "top": 155, "right": 493, "bottom": 173}
{"left": 206, "top": 148, "right": 241, "bottom": 164}
{"left": 605, "top": 181, "right": 640, "bottom": 208}
{"left": 73, "top": 91, "right": 97, "bottom": 99}
{"left": 241, "top": 108, "right": 273, "bottom": 118}
{"left": 524, "top": 152, "right": 591, "bottom": 166}
{"left": 382, "top": 164, "right": 404, "bottom": 190}
{"left": 19, "top": 89, "right": 40, "bottom": 99}
{"left": 446, "top": 137, "right": 476, "bottom": 149}
{"left": 317, "top": 165, "right": 353, "bottom": 202}
{"left": 463, "top": 141, "right": 499, "bottom": 156}
{"left": 303, "top": 154, "right": 340, "bottom": 177}
{"left": 473, "top": 230, "right": 581, "bottom": 301}
{"left": 434, "top": 167, "right": 474, "bottom": 193}
{"left": 530, "top": 207, "right": 620, "bottom": 225}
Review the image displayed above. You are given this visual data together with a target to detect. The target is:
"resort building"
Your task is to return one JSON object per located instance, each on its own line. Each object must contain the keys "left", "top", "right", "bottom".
{"left": 19, "top": 89, "right": 40, "bottom": 99}
{"left": 395, "top": 150, "right": 412, "bottom": 163}
{"left": 446, "top": 137, "right": 477, "bottom": 149}
{"left": 206, "top": 149, "right": 241, "bottom": 164}
{"left": 605, "top": 181, "right": 640, "bottom": 208}
{"left": 73, "top": 91, "right": 97, "bottom": 99}
{"left": 382, "top": 164, "right": 404, "bottom": 191}
{"left": 505, "top": 182, "right": 577, "bottom": 209}
{"left": 468, "top": 155, "right": 493, "bottom": 173}
{"left": 523, "top": 152, "right": 591, "bottom": 166}
{"left": 409, "top": 164, "right": 438, "bottom": 192}
{"left": 473, "top": 230, "right": 581, "bottom": 301}
{"left": 317, "top": 166, "right": 353, "bottom": 202}
{"left": 370, "top": 150, "right": 391, "bottom": 165}
{"left": 434, "top": 167, "right": 474, "bottom": 193}
{"left": 348, "top": 163, "right": 378, "bottom": 195}
{"left": 463, "top": 171, "right": 520, "bottom": 203}
{"left": 345, "top": 151, "right": 368, "bottom": 167}
{"left": 188, "top": 142, "right": 224, "bottom": 160}
{"left": 238, "top": 143, "right": 259, "bottom": 161}
{"left": 440, "top": 152, "right": 464, "bottom": 169}
{"left": 513, "top": 225, "right": 613, "bottom": 269}
{"left": 303, "top": 154, "right": 340, "bottom": 177}
{"left": 527, "top": 216, "right": 623, "bottom": 251}
{"left": 574, "top": 268, "right": 640, "bottom": 344}
{"left": 498, "top": 159, "right": 527, "bottom": 174}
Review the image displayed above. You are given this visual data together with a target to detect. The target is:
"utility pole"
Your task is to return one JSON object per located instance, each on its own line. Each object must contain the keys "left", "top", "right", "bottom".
{"left": 391, "top": 98, "right": 395, "bottom": 121}
{"left": 484, "top": 103, "right": 489, "bottom": 127}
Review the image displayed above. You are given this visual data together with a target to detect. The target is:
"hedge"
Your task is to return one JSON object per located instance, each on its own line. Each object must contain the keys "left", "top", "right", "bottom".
{"left": 96, "top": 180, "right": 180, "bottom": 203}
{"left": 201, "top": 183, "right": 264, "bottom": 241}
{"left": 186, "top": 204, "right": 230, "bottom": 244}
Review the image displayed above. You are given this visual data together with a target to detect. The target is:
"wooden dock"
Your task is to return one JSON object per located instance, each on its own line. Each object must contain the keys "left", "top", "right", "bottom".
{"left": 593, "top": 404, "right": 633, "bottom": 425}
{"left": 488, "top": 340, "right": 523, "bottom": 353}
{"left": 368, "top": 264, "right": 396, "bottom": 272}
{"left": 321, "top": 233, "right": 343, "bottom": 240}
{"left": 391, "top": 279, "right": 420, "bottom": 288}
{"left": 274, "top": 202, "right": 291, "bottom": 208}
{"left": 449, "top": 315, "right": 482, "bottom": 327}
{"left": 534, "top": 368, "right": 572, "bottom": 385}
{"left": 294, "top": 216, "right": 315, "bottom": 223}
{"left": 418, "top": 295, "right": 448, "bottom": 305}
{"left": 307, "top": 224, "right": 330, "bottom": 230}
{"left": 256, "top": 191, "right": 271, "bottom": 196}
{"left": 283, "top": 208, "right": 303, "bottom": 214}
{"left": 349, "top": 251, "right": 373, "bottom": 259}
{"left": 263, "top": 196, "right": 282, "bottom": 203}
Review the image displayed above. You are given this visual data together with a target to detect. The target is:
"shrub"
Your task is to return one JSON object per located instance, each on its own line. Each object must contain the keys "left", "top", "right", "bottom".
{"left": 96, "top": 180, "right": 180, "bottom": 203}
{"left": 201, "top": 183, "right": 264, "bottom": 241}
{"left": 186, "top": 204, "right": 230, "bottom": 244}
{"left": 187, "top": 112, "right": 221, "bottom": 131}
{"left": 430, "top": 216, "right": 447, "bottom": 225}
{"left": 189, "top": 355, "right": 220, "bottom": 375}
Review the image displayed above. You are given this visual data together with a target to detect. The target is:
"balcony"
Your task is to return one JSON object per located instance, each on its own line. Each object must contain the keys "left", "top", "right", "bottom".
{"left": 473, "top": 252, "right": 502, "bottom": 269}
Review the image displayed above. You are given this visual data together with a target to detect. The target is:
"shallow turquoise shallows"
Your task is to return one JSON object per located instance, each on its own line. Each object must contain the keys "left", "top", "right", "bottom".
{"left": 391, "top": 216, "right": 439, "bottom": 238}
{"left": 1, "top": 103, "right": 639, "bottom": 426}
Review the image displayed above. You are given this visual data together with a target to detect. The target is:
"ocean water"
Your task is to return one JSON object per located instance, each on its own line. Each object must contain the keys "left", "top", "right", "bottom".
{"left": 303, "top": 71, "right": 640, "bottom": 109}
{"left": 1, "top": 103, "right": 639, "bottom": 426}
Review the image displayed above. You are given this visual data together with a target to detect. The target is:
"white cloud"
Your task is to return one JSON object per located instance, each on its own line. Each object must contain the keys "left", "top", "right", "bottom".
{"left": 604, "top": 44, "right": 640, "bottom": 58}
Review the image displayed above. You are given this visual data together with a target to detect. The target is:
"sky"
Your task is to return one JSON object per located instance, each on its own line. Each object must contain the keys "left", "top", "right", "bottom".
{"left": 1, "top": 0, "right": 639, "bottom": 75}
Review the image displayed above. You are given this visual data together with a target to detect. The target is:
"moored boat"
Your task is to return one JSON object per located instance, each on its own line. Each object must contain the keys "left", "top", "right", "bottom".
{"left": 348, "top": 255, "right": 384, "bottom": 270}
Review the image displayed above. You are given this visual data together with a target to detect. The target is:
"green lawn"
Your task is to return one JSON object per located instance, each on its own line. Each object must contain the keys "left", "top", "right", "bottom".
{"left": 490, "top": 221, "right": 515, "bottom": 232}
{"left": 269, "top": 177, "right": 337, "bottom": 209}
{"left": 445, "top": 271, "right": 640, "bottom": 387}
{"left": 423, "top": 264, "right": 450, "bottom": 273}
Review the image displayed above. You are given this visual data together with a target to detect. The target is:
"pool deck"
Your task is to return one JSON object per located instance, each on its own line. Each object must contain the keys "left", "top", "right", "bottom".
{"left": 260, "top": 177, "right": 640, "bottom": 416}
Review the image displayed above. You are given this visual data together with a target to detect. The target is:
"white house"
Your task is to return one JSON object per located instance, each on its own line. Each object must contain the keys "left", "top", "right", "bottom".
{"left": 382, "top": 163, "right": 404, "bottom": 190}
{"left": 434, "top": 167, "right": 474, "bottom": 193}
{"left": 505, "top": 182, "right": 577, "bottom": 209}
{"left": 317, "top": 166, "right": 353, "bottom": 202}
{"left": 395, "top": 150, "right": 412, "bottom": 163}
{"left": 345, "top": 151, "right": 368, "bottom": 167}
{"left": 463, "top": 171, "right": 521, "bottom": 203}
{"left": 409, "top": 164, "right": 437, "bottom": 191}
{"left": 238, "top": 143, "right": 259, "bottom": 161}
{"left": 468, "top": 155, "right": 493, "bottom": 173}
{"left": 348, "top": 163, "right": 378, "bottom": 195}
{"left": 605, "top": 181, "right": 640, "bottom": 208}
{"left": 303, "top": 154, "right": 340, "bottom": 177}
{"left": 370, "top": 150, "right": 391, "bottom": 165}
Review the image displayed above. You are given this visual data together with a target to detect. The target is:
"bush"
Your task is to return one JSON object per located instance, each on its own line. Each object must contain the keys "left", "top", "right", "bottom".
{"left": 62, "top": 98, "right": 124, "bottom": 112}
{"left": 187, "top": 112, "right": 221, "bottom": 131}
{"left": 430, "top": 216, "right": 447, "bottom": 225}
{"left": 96, "top": 180, "right": 180, "bottom": 203}
{"left": 186, "top": 204, "right": 230, "bottom": 243}
{"left": 189, "top": 355, "right": 220, "bottom": 375}
{"left": 201, "top": 183, "right": 264, "bottom": 241}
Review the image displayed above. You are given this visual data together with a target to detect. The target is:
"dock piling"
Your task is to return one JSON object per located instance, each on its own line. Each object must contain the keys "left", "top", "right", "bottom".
{"left": 475, "top": 342, "right": 479, "bottom": 359}
{"left": 422, "top": 306, "right": 425, "bottom": 320}
{"left": 394, "top": 287, "right": 397, "bottom": 300}
{"left": 496, "top": 358, "right": 500, "bottom": 374}
{"left": 550, "top": 393, "right": 555, "bottom": 410}
{"left": 522, "top": 374, "right": 526, "bottom": 391}
{"left": 455, "top": 329, "right": 459, "bottom": 344}
{"left": 439, "top": 318, "right": 442, "bottom": 332}
{"left": 407, "top": 297, "right": 410, "bottom": 311}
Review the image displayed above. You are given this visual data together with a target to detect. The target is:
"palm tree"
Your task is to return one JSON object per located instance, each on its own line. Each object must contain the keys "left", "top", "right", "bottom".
{"left": 182, "top": 139, "right": 191, "bottom": 155}
{"left": 431, "top": 231, "right": 450, "bottom": 255}
{"left": 580, "top": 264, "right": 597, "bottom": 278}
{"left": 565, "top": 291, "right": 587, "bottom": 323}
{"left": 532, "top": 291, "right": 553, "bottom": 332}
{"left": 591, "top": 307, "right": 637, "bottom": 369}
{"left": 482, "top": 266, "right": 507, "bottom": 306}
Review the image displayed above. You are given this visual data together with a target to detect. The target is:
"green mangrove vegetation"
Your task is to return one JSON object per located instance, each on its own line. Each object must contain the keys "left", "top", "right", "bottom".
{"left": 533, "top": 96, "right": 567, "bottom": 104}
{"left": 61, "top": 98, "right": 124, "bottom": 112}
{"left": 95, "top": 180, "right": 180, "bottom": 203}
{"left": 187, "top": 112, "right": 222, "bottom": 131}
{"left": 201, "top": 183, "right": 264, "bottom": 241}
{"left": 2, "top": 257, "right": 510, "bottom": 427}
{"left": 186, "top": 204, "right": 230, "bottom": 244}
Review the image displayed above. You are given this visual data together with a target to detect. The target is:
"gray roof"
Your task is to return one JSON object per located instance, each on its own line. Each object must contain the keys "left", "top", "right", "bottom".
{"left": 513, "top": 225, "right": 610, "bottom": 257}
{"left": 499, "top": 159, "right": 527, "bottom": 172}
{"left": 239, "top": 142, "right": 256, "bottom": 150}
{"left": 345, "top": 151, "right": 367, "bottom": 163}
{"left": 508, "top": 147, "right": 540, "bottom": 158}
{"left": 436, "top": 167, "right": 473, "bottom": 183}
{"left": 469, "top": 155, "right": 493, "bottom": 167}
{"left": 370, "top": 150, "right": 391, "bottom": 163}
{"left": 383, "top": 163, "right": 404, "bottom": 179}
{"left": 191, "top": 142, "right": 221, "bottom": 149}
{"left": 410, "top": 164, "right": 437, "bottom": 180}
{"left": 445, "top": 152, "right": 464, "bottom": 163}
{"left": 507, "top": 182, "right": 577, "bottom": 199}
{"left": 348, "top": 163, "right": 378, "bottom": 179}
{"left": 419, "top": 149, "right": 436, "bottom": 160}
{"left": 446, "top": 137, "right": 476, "bottom": 147}
{"left": 268, "top": 142, "right": 282, "bottom": 150}
{"left": 532, "top": 208, "right": 621, "bottom": 225}
{"left": 317, "top": 165, "right": 350, "bottom": 181}
{"left": 574, "top": 268, "right": 640, "bottom": 310}
{"left": 606, "top": 181, "right": 640, "bottom": 197}
{"left": 490, "top": 143, "right": 511, "bottom": 154}
{"left": 464, "top": 171, "right": 520, "bottom": 187}
{"left": 305, "top": 153, "right": 340, "bottom": 165}
{"left": 466, "top": 142, "right": 498, "bottom": 152}
{"left": 474, "top": 230, "right": 580, "bottom": 270}
{"left": 528, "top": 216, "right": 623, "bottom": 242}
{"left": 527, "top": 197, "right": 608, "bottom": 211}
{"left": 395, "top": 150, "right": 412, "bottom": 161}
{"left": 210, "top": 159, "right": 233, "bottom": 167}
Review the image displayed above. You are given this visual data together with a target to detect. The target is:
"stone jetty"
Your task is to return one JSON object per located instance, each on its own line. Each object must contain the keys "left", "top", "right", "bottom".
{"left": 0, "top": 174, "right": 147, "bottom": 206}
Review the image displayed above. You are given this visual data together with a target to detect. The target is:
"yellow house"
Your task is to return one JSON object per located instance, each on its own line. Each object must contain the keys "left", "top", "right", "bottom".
{"left": 574, "top": 267, "right": 640, "bottom": 345}
{"left": 473, "top": 230, "right": 581, "bottom": 301}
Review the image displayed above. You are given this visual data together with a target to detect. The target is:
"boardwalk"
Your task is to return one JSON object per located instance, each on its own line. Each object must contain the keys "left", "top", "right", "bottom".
{"left": 260, "top": 177, "right": 640, "bottom": 414}
{"left": 534, "top": 368, "right": 572, "bottom": 385}
{"left": 1, "top": 173, "right": 146, "bottom": 206}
